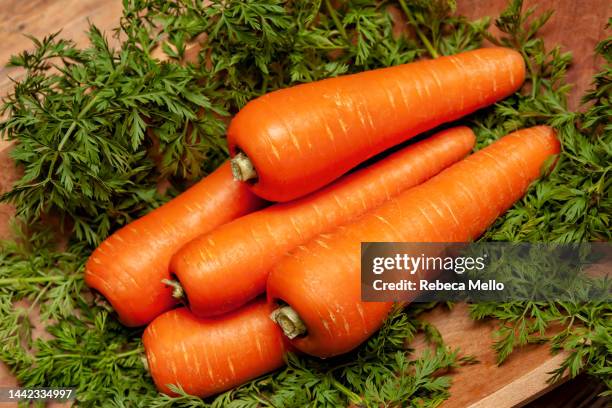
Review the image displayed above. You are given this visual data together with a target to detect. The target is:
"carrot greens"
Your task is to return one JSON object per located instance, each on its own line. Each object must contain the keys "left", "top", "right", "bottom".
{"left": 0, "top": 0, "right": 610, "bottom": 406}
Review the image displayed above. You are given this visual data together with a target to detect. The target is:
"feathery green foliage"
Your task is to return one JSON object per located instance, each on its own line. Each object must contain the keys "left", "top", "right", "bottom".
{"left": 0, "top": 0, "right": 610, "bottom": 406}
{"left": 466, "top": 2, "right": 611, "bottom": 395}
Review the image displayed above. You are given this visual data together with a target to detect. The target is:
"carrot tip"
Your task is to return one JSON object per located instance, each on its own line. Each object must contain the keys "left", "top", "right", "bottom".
{"left": 161, "top": 279, "right": 185, "bottom": 300}
{"left": 270, "top": 306, "right": 306, "bottom": 339}
{"left": 231, "top": 152, "right": 257, "bottom": 182}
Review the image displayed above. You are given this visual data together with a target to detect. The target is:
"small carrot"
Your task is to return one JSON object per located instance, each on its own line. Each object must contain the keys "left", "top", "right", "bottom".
{"left": 85, "top": 161, "right": 266, "bottom": 327}
{"left": 143, "top": 299, "right": 288, "bottom": 398}
{"left": 171, "top": 127, "right": 475, "bottom": 317}
{"left": 228, "top": 47, "right": 525, "bottom": 202}
{"left": 267, "top": 126, "right": 560, "bottom": 358}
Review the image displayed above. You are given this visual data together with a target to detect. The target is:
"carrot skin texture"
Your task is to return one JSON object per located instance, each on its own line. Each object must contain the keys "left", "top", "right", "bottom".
{"left": 84, "top": 161, "right": 266, "bottom": 327}
{"left": 267, "top": 126, "right": 561, "bottom": 358}
{"left": 228, "top": 47, "right": 525, "bottom": 201}
{"left": 143, "top": 300, "right": 287, "bottom": 398}
{"left": 172, "top": 127, "right": 476, "bottom": 317}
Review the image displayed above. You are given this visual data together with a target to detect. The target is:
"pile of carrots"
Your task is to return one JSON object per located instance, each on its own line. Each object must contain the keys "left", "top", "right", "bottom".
{"left": 84, "top": 47, "right": 561, "bottom": 397}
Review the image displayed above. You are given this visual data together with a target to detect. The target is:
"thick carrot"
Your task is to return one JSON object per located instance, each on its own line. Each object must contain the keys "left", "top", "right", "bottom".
{"left": 143, "top": 299, "right": 287, "bottom": 397}
{"left": 267, "top": 126, "right": 560, "bottom": 358}
{"left": 228, "top": 47, "right": 525, "bottom": 202}
{"left": 171, "top": 127, "right": 475, "bottom": 317}
{"left": 85, "top": 161, "right": 266, "bottom": 327}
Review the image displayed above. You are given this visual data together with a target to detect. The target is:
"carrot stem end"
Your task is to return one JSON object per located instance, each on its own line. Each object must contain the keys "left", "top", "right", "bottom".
{"left": 231, "top": 152, "right": 257, "bottom": 182}
{"left": 270, "top": 306, "right": 306, "bottom": 339}
{"left": 161, "top": 279, "right": 185, "bottom": 300}
{"left": 141, "top": 355, "right": 149, "bottom": 373}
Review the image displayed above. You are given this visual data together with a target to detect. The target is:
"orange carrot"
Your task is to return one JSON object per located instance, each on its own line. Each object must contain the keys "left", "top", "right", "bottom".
{"left": 143, "top": 299, "right": 288, "bottom": 397}
{"left": 171, "top": 127, "right": 475, "bottom": 317}
{"left": 228, "top": 48, "right": 525, "bottom": 202}
{"left": 267, "top": 126, "right": 560, "bottom": 358}
{"left": 85, "top": 161, "right": 266, "bottom": 327}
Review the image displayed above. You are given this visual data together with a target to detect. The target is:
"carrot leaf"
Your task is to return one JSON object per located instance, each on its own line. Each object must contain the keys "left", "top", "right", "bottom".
{"left": 0, "top": 0, "right": 610, "bottom": 405}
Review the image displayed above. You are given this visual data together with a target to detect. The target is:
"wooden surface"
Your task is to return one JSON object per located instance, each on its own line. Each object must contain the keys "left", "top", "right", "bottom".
{"left": 0, "top": 0, "right": 123, "bottom": 97}
{"left": 0, "top": 1, "right": 609, "bottom": 407}
{"left": 418, "top": 304, "right": 569, "bottom": 408}
{"left": 458, "top": 0, "right": 611, "bottom": 110}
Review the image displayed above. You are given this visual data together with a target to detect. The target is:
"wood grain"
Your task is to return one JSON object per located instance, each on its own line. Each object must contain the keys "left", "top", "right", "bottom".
{"left": 417, "top": 304, "right": 569, "bottom": 408}
{"left": 0, "top": 147, "right": 19, "bottom": 240}
{"left": 0, "top": 3, "right": 122, "bottom": 406}
{"left": 0, "top": 1, "right": 608, "bottom": 407}
{"left": 0, "top": 0, "right": 123, "bottom": 97}
{"left": 458, "top": 0, "right": 611, "bottom": 109}
{"left": 0, "top": 0, "right": 122, "bottom": 242}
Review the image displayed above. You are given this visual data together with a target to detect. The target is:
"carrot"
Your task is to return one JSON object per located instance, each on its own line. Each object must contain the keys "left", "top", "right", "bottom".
{"left": 228, "top": 47, "right": 525, "bottom": 202}
{"left": 171, "top": 127, "right": 476, "bottom": 317}
{"left": 267, "top": 126, "right": 560, "bottom": 358}
{"left": 143, "top": 299, "right": 287, "bottom": 397}
{"left": 84, "top": 161, "right": 266, "bottom": 327}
